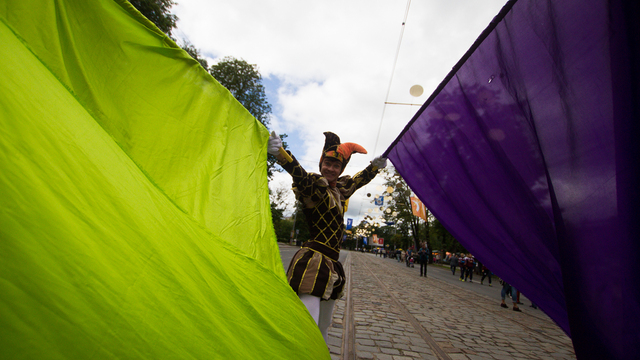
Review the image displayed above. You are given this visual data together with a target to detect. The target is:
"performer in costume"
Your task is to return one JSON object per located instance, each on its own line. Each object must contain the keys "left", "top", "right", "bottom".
{"left": 268, "top": 131, "right": 387, "bottom": 342}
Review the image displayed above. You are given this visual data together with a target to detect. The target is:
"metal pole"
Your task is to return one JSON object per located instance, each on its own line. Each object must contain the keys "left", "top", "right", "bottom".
{"left": 290, "top": 211, "right": 297, "bottom": 245}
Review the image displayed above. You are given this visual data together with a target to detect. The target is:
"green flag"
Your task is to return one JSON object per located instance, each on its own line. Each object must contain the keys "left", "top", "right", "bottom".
{"left": 0, "top": 0, "right": 327, "bottom": 358}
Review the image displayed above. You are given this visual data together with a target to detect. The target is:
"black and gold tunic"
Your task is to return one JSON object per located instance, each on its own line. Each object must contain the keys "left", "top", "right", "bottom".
{"left": 280, "top": 153, "right": 379, "bottom": 300}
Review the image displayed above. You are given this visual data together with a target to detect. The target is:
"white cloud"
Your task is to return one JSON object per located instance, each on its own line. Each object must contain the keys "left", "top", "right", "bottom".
{"left": 174, "top": 0, "right": 508, "bottom": 225}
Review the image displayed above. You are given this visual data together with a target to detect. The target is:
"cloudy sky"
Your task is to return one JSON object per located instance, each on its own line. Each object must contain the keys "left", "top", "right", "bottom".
{"left": 173, "top": 0, "right": 508, "bottom": 225}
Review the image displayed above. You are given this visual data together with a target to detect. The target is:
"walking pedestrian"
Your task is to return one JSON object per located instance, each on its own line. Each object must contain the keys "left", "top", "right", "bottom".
{"left": 419, "top": 243, "right": 429, "bottom": 277}
{"left": 459, "top": 254, "right": 466, "bottom": 281}
{"left": 480, "top": 264, "right": 492, "bottom": 286}
{"left": 464, "top": 255, "right": 475, "bottom": 282}
{"left": 500, "top": 279, "right": 521, "bottom": 312}
{"left": 450, "top": 253, "right": 458, "bottom": 275}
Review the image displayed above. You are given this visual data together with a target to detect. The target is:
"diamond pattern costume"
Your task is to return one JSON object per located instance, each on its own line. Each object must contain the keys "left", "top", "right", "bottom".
{"left": 279, "top": 132, "right": 380, "bottom": 300}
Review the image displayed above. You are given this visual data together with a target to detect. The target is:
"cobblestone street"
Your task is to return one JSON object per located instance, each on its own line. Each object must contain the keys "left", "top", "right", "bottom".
{"left": 325, "top": 251, "right": 576, "bottom": 360}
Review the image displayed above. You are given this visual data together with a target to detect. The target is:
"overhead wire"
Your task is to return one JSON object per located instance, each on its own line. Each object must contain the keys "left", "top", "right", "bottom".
{"left": 372, "top": 0, "right": 412, "bottom": 156}
{"left": 382, "top": 0, "right": 518, "bottom": 158}
{"left": 356, "top": 0, "right": 413, "bottom": 226}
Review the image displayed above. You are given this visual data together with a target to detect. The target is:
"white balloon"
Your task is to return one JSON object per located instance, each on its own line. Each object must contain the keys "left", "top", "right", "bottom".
{"left": 410, "top": 85, "right": 424, "bottom": 97}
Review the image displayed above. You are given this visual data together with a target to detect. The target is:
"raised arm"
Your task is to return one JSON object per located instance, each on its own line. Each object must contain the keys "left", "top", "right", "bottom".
{"left": 268, "top": 131, "right": 319, "bottom": 197}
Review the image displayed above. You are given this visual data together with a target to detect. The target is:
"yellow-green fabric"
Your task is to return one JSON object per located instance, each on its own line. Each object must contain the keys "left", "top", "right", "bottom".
{"left": 0, "top": 0, "right": 327, "bottom": 358}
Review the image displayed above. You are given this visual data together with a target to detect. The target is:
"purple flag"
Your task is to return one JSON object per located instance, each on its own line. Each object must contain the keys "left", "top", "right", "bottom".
{"left": 386, "top": 1, "right": 640, "bottom": 359}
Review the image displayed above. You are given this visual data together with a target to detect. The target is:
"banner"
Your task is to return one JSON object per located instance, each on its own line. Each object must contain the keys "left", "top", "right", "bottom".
{"left": 371, "top": 234, "right": 384, "bottom": 247}
{"left": 385, "top": 0, "right": 640, "bottom": 358}
{"left": 374, "top": 195, "right": 384, "bottom": 206}
{"left": 0, "top": 1, "right": 328, "bottom": 358}
{"left": 410, "top": 196, "right": 427, "bottom": 221}
{"left": 346, "top": 218, "right": 353, "bottom": 230}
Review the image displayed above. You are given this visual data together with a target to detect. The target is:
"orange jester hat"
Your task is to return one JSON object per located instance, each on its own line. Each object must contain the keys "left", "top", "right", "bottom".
{"left": 319, "top": 132, "right": 367, "bottom": 174}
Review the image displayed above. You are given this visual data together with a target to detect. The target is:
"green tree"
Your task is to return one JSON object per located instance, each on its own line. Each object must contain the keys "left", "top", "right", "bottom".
{"left": 180, "top": 40, "right": 209, "bottom": 69}
{"left": 376, "top": 168, "right": 425, "bottom": 251}
{"left": 209, "top": 57, "right": 272, "bottom": 127}
{"left": 376, "top": 168, "right": 465, "bottom": 256}
{"left": 430, "top": 218, "right": 466, "bottom": 254}
{"left": 129, "top": 1, "right": 210, "bottom": 70}
{"left": 129, "top": 0, "right": 178, "bottom": 37}
{"left": 270, "top": 185, "right": 294, "bottom": 242}
{"left": 290, "top": 202, "right": 310, "bottom": 245}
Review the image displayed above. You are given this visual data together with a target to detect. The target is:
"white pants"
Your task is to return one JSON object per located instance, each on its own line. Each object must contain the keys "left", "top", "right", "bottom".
{"left": 299, "top": 294, "right": 336, "bottom": 343}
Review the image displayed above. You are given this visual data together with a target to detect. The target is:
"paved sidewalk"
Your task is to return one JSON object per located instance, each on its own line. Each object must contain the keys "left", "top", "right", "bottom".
{"left": 327, "top": 251, "right": 576, "bottom": 360}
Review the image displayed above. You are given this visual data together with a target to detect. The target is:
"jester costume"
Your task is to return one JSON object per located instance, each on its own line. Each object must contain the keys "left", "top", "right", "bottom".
{"left": 278, "top": 132, "right": 381, "bottom": 300}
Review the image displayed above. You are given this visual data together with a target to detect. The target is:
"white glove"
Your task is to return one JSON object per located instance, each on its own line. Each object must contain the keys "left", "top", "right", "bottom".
{"left": 372, "top": 156, "right": 387, "bottom": 169}
{"left": 268, "top": 131, "right": 282, "bottom": 156}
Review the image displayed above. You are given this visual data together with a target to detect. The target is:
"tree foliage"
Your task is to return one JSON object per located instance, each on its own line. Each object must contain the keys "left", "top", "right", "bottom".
{"left": 270, "top": 186, "right": 293, "bottom": 242}
{"left": 209, "top": 57, "right": 272, "bottom": 128}
{"left": 368, "top": 167, "right": 463, "bottom": 256}
{"left": 180, "top": 40, "right": 209, "bottom": 69}
{"left": 430, "top": 218, "right": 466, "bottom": 254}
{"left": 129, "top": 0, "right": 178, "bottom": 37}
{"left": 377, "top": 168, "right": 424, "bottom": 250}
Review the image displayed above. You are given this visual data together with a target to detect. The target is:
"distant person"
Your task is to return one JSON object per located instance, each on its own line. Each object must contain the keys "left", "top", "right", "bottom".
{"left": 406, "top": 247, "right": 414, "bottom": 267}
{"left": 500, "top": 279, "right": 521, "bottom": 312}
{"left": 464, "top": 255, "right": 475, "bottom": 282}
{"left": 459, "top": 254, "right": 466, "bottom": 281}
{"left": 419, "top": 243, "right": 429, "bottom": 277}
{"left": 480, "top": 265, "right": 492, "bottom": 286}
{"left": 450, "top": 253, "right": 459, "bottom": 275}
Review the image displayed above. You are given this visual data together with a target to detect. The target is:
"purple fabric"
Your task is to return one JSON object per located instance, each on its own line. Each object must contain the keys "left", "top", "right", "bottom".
{"left": 386, "top": 0, "right": 640, "bottom": 358}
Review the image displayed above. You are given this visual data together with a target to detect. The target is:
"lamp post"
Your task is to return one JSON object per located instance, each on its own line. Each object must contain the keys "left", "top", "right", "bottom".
{"left": 289, "top": 211, "right": 297, "bottom": 246}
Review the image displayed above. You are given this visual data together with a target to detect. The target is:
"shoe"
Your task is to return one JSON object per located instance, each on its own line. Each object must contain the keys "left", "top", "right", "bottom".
{"left": 513, "top": 307, "right": 522, "bottom": 312}
{"left": 489, "top": 284, "right": 492, "bottom": 287}
{"left": 480, "top": 282, "right": 483, "bottom": 285}
{"left": 501, "top": 303, "right": 508, "bottom": 308}
{"left": 469, "top": 280, "right": 473, "bottom": 283}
